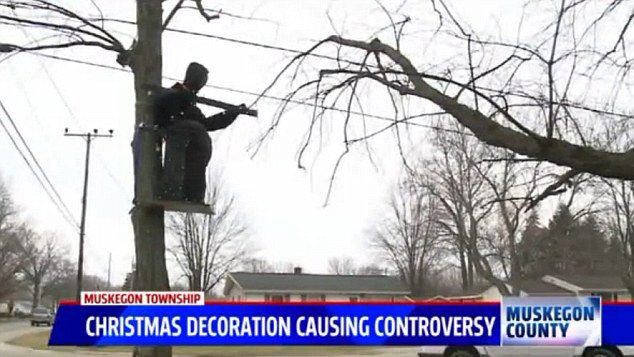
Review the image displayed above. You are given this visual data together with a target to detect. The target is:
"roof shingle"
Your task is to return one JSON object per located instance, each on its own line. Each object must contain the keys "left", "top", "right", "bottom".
{"left": 227, "top": 272, "right": 410, "bottom": 294}
{"left": 520, "top": 278, "right": 574, "bottom": 295}
{"left": 550, "top": 274, "right": 627, "bottom": 291}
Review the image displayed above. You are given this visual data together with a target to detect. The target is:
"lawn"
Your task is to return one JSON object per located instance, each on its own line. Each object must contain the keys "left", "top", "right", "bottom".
{"left": 9, "top": 329, "right": 382, "bottom": 356}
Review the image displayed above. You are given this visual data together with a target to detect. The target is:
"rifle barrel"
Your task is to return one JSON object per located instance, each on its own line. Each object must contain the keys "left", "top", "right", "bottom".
{"left": 146, "top": 85, "right": 258, "bottom": 117}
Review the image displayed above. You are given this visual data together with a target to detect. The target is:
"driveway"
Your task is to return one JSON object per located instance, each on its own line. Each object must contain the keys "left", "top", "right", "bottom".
{"left": 0, "top": 320, "right": 419, "bottom": 357}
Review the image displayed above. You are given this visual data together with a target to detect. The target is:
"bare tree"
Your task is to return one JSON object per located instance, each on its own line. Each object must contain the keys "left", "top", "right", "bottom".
{"left": 0, "top": 179, "right": 25, "bottom": 300}
{"left": 602, "top": 179, "right": 634, "bottom": 292}
{"left": 413, "top": 123, "right": 498, "bottom": 292}
{"left": 327, "top": 256, "right": 357, "bottom": 275}
{"left": 327, "top": 257, "right": 385, "bottom": 275}
{"left": 241, "top": 258, "right": 296, "bottom": 273}
{"left": 41, "top": 257, "right": 76, "bottom": 306}
{"left": 475, "top": 151, "right": 542, "bottom": 295}
{"left": 270, "top": 261, "right": 297, "bottom": 273}
{"left": 408, "top": 120, "right": 547, "bottom": 296}
{"left": 21, "top": 231, "right": 65, "bottom": 308}
{"left": 356, "top": 264, "right": 385, "bottom": 275}
{"left": 1, "top": 3, "right": 223, "bottom": 355}
{"left": 257, "top": 0, "right": 634, "bottom": 208}
{"left": 242, "top": 257, "right": 274, "bottom": 273}
{"left": 371, "top": 181, "right": 442, "bottom": 297}
{"left": 168, "top": 178, "right": 250, "bottom": 294}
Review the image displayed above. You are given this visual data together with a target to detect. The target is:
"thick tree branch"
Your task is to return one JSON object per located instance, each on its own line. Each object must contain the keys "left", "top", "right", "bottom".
{"left": 319, "top": 35, "right": 634, "bottom": 180}
{"left": 0, "top": 41, "right": 120, "bottom": 53}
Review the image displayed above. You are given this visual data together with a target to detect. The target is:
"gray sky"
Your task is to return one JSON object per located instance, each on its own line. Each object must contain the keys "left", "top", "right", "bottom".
{"left": 0, "top": 0, "right": 619, "bottom": 287}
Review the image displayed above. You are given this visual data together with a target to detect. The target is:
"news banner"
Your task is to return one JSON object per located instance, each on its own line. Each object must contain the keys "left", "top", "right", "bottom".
{"left": 48, "top": 292, "right": 634, "bottom": 346}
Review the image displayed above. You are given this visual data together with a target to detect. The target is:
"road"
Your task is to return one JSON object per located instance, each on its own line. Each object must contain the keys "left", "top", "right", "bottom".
{"left": 0, "top": 320, "right": 420, "bottom": 357}
{"left": 0, "top": 320, "right": 130, "bottom": 357}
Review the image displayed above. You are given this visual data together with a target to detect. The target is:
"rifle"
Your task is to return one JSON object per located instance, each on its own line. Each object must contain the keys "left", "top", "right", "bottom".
{"left": 146, "top": 85, "right": 258, "bottom": 117}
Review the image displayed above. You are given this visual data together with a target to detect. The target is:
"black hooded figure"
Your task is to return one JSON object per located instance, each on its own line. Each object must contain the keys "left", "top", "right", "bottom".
{"left": 136, "top": 62, "right": 244, "bottom": 204}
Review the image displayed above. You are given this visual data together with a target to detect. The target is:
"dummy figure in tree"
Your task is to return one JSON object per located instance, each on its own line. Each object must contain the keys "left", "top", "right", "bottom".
{"left": 152, "top": 62, "right": 246, "bottom": 203}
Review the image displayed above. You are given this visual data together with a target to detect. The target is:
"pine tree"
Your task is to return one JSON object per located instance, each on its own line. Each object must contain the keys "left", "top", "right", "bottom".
{"left": 571, "top": 215, "right": 609, "bottom": 274}
{"left": 518, "top": 210, "right": 548, "bottom": 278}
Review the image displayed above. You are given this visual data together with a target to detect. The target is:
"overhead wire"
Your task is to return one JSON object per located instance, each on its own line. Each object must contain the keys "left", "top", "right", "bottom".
{"left": 14, "top": 24, "right": 133, "bottom": 202}
{"left": 27, "top": 52, "right": 444, "bottom": 131}
{"left": 1, "top": 10, "right": 450, "bottom": 129}
{"left": 0, "top": 97, "right": 79, "bottom": 230}
{"left": 87, "top": 18, "right": 371, "bottom": 68}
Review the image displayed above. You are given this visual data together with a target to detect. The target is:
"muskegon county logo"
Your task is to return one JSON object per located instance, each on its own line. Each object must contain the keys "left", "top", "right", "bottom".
{"left": 501, "top": 296, "right": 601, "bottom": 346}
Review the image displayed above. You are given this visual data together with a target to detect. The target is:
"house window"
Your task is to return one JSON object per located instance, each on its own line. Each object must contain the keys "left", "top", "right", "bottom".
{"left": 349, "top": 297, "right": 358, "bottom": 302}
{"left": 300, "top": 294, "right": 307, "bottom": 302}
{"left": 270, "top": 295, "right": 284, "bottom": 302}
{"left": 320, "top": 294, "right": 326, "bottom": 302}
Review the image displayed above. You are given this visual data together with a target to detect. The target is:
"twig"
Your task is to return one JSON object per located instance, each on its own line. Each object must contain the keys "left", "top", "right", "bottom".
{"left": 525, "top": 169, "right": 581, "bottom": 211}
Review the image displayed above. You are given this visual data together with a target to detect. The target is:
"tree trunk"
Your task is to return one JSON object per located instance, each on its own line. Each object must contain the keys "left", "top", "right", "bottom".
{"left": 190, "top": 273, "right": 202, "bottom": 292}
{"left": 131, "top": 1, "right": 171, "bottom": 356}
{"left": 32, "top": 279, "right": 41, "bottom": 309}
{"left": 509, "top": 235, "right": 521, "bottom": 296}
{"left": 458, "top": 240, "right": 468, "bottom": 290}
{"left": 467, "top": 249, "right": 475, "bottom": 288}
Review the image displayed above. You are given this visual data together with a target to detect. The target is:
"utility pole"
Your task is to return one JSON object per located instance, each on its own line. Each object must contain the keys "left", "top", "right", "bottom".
{"left": 107, "top": 252, "right": 112, "bottom": 290}
{"left": 65, "top": 128, "right": 113, "bottom": 301}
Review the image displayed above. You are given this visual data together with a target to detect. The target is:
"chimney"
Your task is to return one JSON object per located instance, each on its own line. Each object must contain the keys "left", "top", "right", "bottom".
{"left": 294, "top": 267, "right": 302, "bottom": 275}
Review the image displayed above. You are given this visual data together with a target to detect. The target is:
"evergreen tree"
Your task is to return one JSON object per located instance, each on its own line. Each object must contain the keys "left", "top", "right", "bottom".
{"left": 518, "top": 210, "right": 548, "bottom": 278}
{"left": 572, "top": 215, "right": 610, "bottom": 274}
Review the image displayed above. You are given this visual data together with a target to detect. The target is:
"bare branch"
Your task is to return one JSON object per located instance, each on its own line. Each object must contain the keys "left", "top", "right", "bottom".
{"left": 319, "top": 35, "right": 634, "bottom": 180}
{"left": 526, "top": 169, "right": 581, "bottom": 211}
{"left": 193, "top": 0, "right": 220, "bottom": 22}
{"left": 163, "top": 0, "right": 186, "bottom": 30}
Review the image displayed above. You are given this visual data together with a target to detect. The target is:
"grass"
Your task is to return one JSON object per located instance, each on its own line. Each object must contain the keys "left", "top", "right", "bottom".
{"left": 9, "top": 329, "right": 382, "bottom": 356}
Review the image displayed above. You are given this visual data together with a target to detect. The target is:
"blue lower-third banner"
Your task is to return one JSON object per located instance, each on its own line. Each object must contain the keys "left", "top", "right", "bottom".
{"left": 48, "top": 302, "right": 500, "bottom": 346}
{"left": 49, "top": 293, "right": 634, "bottom": 347}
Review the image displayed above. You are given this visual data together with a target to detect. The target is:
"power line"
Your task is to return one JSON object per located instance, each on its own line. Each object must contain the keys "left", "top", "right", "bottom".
{"left": 26, "top": 52, "right": 440, "bottom": 129}
{"left": 0, "top": 98, "right": 79, "bottom": 230}
{"left": 87, "top": 18, "right": 368, "bottom": 68}
{"left": 0, "top": 98, "right": 78, "bottom": 226}
{"left": 15, "top": 26, "right": 133, "bottom": 201}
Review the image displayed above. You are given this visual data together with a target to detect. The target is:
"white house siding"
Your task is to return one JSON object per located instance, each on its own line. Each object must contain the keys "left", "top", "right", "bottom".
{"left": 617, "top": 291, "right": 631, "bottom": 301}
{"left": 226, "top": 287, "right": 266, "bottom": 302}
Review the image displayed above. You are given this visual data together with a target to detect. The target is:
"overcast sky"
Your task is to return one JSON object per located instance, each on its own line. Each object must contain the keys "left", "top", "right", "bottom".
{"left": 0, "top": 0, "right": 615, "bottom": 287}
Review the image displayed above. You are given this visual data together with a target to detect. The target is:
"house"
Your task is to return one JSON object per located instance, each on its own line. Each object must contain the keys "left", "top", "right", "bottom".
{"left": 223, "top": 267, "right": 412, "bottom": 302}
{"left": 442, "top": 274, "right": 631, "bottom": 301}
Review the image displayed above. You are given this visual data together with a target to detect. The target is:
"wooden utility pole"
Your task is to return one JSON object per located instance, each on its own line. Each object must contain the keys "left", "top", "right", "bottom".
{"left": 130, "top": 1, "right": 171, "bottom": 356}
{"left": 64, "top": 128, "right": 113, "bottom": 301}
{"left": 107, "top": 252, "right": 112, "bottom": 290}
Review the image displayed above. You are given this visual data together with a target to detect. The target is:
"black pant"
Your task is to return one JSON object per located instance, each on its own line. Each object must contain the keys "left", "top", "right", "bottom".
{"left": 169, "top": 120, "right": 212, "bottom": 203}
